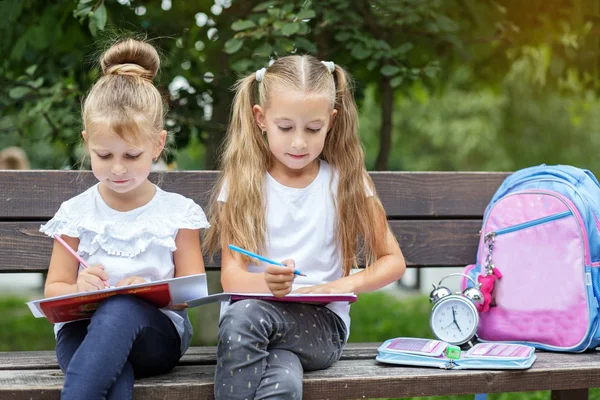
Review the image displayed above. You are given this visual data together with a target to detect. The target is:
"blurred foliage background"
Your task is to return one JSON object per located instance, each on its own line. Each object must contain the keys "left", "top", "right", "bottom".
{"left": 2, "top": 1, "right": 600, "bottom": 398}
{"left": 2, "top": 0, "right": 599, "bottom": 172}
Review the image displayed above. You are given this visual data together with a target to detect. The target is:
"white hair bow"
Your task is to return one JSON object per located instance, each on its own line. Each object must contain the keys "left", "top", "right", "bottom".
{"left": 321, "top": 61, "right": 335, "bottom": 73}
{"left": 255, "top": 67, "right": 267, "bottom": 82}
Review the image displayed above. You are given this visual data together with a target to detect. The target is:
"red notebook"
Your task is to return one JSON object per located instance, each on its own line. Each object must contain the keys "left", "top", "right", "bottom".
{"left": 27, "top": 274, "right": 207, "bottom": 324}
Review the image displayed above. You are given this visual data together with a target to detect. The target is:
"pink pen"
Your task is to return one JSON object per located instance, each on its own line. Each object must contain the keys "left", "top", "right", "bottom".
{"left": 54, "top": 234, "right": 110, "bottom": 288}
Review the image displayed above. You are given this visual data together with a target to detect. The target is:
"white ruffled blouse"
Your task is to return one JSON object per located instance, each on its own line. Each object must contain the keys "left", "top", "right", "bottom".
{"left": 40, "top": 183, "right": 210, "bottom": 354}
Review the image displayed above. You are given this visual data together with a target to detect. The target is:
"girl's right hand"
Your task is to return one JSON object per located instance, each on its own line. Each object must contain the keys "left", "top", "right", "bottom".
{"left": 76, "top": 264, "right": 109, "bottom": 292}
{"left": 264, "top": 259, "right": 296, "bottom": 297}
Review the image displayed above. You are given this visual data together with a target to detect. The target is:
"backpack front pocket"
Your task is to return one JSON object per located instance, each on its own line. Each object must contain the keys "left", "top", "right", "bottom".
{"left": 477, "top": 191, "right": 590, "bottom": 350}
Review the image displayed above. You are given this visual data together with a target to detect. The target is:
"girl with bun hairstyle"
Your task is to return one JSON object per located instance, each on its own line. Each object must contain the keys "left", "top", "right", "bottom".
{"left": 40, "top": 39, "right": 209, "bottom": 399}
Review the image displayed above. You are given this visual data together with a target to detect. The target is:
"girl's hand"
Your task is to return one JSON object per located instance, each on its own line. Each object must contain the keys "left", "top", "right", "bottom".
{"left": 293, "top": 281, "right": 351, "bottom": 295}
{"left": 115, "top": 276, "right": 147, "bottom": 287}
{"left": 265, "top": 259, "right": 296, "bottom": 298}
{"left": 76, "top": 264, "right": 109, "bottom": 292}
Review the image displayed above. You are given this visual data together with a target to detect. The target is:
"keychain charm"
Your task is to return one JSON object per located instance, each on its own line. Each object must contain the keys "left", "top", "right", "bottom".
{"left": 478, "top": 232, "right": 502, "bottom": 312}
{"left": 443, "top": 345, "right": 461, "bottom": 369}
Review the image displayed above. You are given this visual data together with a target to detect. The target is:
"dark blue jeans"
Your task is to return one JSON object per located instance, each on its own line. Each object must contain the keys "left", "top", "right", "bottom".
{"left": 56, "top": 295, "right": 181, "bottom": 400}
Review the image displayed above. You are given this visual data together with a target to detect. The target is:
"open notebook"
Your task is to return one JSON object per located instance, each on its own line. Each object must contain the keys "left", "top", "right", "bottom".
{"left": 27, "top": 274, "right": 209, "bottom": 324}
{"left": 376, "top": 337, "right": 536, "bottom": 370}
{"left": 185, "top": 292, "right": 357, "bottom": 308}
{"left": 27, "top": 274, "right": 356, "bottom": 324}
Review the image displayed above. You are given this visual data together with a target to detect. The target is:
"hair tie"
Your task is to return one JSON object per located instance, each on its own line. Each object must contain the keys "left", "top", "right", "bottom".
{"left": 320, "top": 61, "right": 335, "bottom": 74}
{"left": 255, "top": 67, "right": 267, "bottom": 82}
{"left": 268, "top": 59, "right": 275, "bottom": 67}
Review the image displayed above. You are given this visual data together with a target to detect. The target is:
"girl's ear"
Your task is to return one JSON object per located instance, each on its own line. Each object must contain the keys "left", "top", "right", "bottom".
{"left": 252, "top": 105, "right": 267, "bottom": 131}
{"left": 154, "top": 130, "right": 167, "bottom": 158}
{"left": 82, "top": 131, "right": 88, "bottom": 142}
{"left": 328, "top": 109, "right": 338, "bottom": 130}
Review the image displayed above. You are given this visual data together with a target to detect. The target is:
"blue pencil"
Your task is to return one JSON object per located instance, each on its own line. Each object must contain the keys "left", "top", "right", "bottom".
{"left": 228, "top": 244, "right": 307, "bottom": 277}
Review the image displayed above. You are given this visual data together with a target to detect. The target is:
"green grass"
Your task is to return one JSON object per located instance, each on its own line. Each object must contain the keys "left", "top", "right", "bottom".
{"left": 4, "top": 291, "right": 600, "bottom": 399}
{"left": 0, "top": 297, "right": 56, "bottom": 351}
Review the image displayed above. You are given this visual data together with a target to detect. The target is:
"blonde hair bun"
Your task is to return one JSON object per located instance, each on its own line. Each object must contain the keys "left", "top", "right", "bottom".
{"left": 100, "top": 39, "right": 160, "bottom": 81}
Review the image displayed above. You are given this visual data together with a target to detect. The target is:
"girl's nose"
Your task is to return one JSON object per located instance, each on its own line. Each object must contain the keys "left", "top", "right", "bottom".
{"left": 291, "top": 134, "right": 308, "bottom": 149}
{"left": 111, "top": 163, "right": 127, "bottom": 175}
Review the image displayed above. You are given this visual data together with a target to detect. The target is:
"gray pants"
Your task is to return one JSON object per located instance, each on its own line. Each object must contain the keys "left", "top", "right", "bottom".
{"left": 214, "top": 300, "right": 347, "bottom": 400}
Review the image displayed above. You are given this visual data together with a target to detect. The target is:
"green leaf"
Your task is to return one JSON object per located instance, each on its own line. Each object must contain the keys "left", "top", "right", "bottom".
{"left": 390, "top": 76, "right": 404, "bottom": 88}
{"left": 294, "top": 37, "right": 316, "bottom": 53}
{"left": 224, "top": 38, "right": 244, "bottom": 54}
{"left": 94, "top": 3, "right": 107, "bottom": 31}
{"left": 253, "top": 1, "right": 278, "bottom": 12}
{"left": 297, "top": 23, "right": 309, "bottom": 35}
{"left": 276, "top": 38, "right": 294, "bottom": 52}
{"left": 424, "top": 65, "right": 438, "bottom": 78}
{"left": 335, "top": 32, "right": 352, "bottom": 42}
{"left": 266, "top": 8, "right": 281, "bottom": 18}
{"left": 79, "top": 0, "right": 94, "bottom": 3}
{"left": 231, "top": 20, "right": 257, "bottom": 31}
{"left": 281, "top": 22, "right": 299, "bottom": 36}
{"left": 73, "top": 6, "right": 92, "bottom": 20}
{"left": 88, "top": 16, "right": 98, "bottom": 36}
{"left": 381, "top": 65, "right": 401, "bottom": 77}
{"left": 396, "top": 42, "right": 413, "bottom": 54}
{"left": 367, "top": 60, "right": 378, "bottom": 71}
{"left": 25, "top": 65, "right": 37, "bottom": 76}
{"left": 9, "top": 87, "right": 31, "bottom": 100}
{"left": 282, "top": 4, "right": 294, "bottom": 14}
{"left": 254, "top": 42, "right": 272, "bottom": 57}
{"left": 351, "top": 44, "right": 372, "bottom": 60}
{"left": 29, "top": 78, "right": 44, "bottom": 89}
{"left": 231, "top": 58, "right": 254, "bottom": 73}
{"left": 296, "top": 9, "right": 316, "bottom": 20}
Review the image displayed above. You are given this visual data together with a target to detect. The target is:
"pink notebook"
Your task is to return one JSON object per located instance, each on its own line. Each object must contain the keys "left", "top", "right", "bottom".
{"left": 185, "top": 292, "right": 357, "bottom": 308}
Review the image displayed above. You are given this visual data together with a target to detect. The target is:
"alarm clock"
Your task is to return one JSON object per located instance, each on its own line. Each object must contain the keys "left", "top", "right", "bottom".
{"left": 429, "top": 273, "right": 484, "bottom": 346}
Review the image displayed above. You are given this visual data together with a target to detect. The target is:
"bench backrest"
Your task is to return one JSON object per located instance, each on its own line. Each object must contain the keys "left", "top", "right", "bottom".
{"left": 0, "top": 170, "right": 509, "bottom": 273}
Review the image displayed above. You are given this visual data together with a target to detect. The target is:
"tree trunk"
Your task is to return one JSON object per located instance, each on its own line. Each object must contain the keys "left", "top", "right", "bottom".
{"left": 374, "top": 75, "right": 393, "bottom": 171}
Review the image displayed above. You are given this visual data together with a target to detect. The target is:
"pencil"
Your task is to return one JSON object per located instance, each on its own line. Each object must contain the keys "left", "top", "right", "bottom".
{"left": 54, "top": 234, "right": 110, "bottom": 287}
{"left": 228, "top": 244, "right": 307, "bottom": 277}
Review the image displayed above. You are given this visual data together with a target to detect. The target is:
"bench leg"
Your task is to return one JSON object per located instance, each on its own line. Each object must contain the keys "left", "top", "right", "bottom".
{"left": 551, "top": 389, "right": 588, "bottom": 400}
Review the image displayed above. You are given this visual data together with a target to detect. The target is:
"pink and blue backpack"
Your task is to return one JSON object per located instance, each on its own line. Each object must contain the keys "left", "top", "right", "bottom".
{"left": 463, "top": 164, "right": 600, "bottom": 352}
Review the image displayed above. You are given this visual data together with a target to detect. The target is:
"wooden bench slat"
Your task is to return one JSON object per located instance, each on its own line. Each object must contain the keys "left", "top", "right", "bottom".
{"left": 0, "top": 343, "right": 381, "bottom": 370}
{"left": 0, "top": 220, "right": 481, "bottom": 272}
{"left": 0, "top": 171, "right": 507, "bottom": 219}
{"left": 2, "top": 353, "right": 599, "bottom": 399}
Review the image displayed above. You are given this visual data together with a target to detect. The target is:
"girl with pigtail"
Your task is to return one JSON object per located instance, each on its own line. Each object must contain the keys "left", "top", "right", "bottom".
{"left": 205, "top": 55, "right": 406, "bottom": 399}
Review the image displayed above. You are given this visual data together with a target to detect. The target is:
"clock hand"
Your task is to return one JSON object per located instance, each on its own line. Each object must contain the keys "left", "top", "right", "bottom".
{"left": 452, "top": 307, "right": 457, "bottom": 322}
{"left": 443, "top": 321, "right": 455, "bottom": 330}
{"left": 454, "top": 320, "right": 463, "bottom": 333}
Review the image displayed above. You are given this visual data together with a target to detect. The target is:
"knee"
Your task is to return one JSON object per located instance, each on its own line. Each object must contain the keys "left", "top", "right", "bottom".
{"left": 92, "top": 295, "right": 147, "bottom": 324}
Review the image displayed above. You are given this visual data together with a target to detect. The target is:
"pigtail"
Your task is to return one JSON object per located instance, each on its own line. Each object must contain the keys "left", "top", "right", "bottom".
{"left": 205, "top": 74, "right": 269, "bottom": 261}
{"left": 323, "top": 64, "right": 392, "bottom": 275}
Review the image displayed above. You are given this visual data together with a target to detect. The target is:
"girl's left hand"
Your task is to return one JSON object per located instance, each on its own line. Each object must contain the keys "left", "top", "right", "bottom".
{"left": 115, "top": 276, "right": 147, "bottom": 287}
{"left": 293, "top": 281, "right": 351, "bottom": 295}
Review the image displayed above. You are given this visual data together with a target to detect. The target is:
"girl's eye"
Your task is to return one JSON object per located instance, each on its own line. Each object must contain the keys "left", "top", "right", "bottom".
{"left": 97, "top": 154, "right": 111, "bottom": 159}
{"left": 278, "top": 126, "right": 293, "bottom": 132}
{"left": 126, "top": 154, "right": 141, "bottom": 160}
{"left": 307, "top": 127, "right": 321, "bottom": 133}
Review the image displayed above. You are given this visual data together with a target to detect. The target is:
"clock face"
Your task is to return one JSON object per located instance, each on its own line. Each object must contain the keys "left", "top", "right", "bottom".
{"left": 430, "top": 295, "right": 479, "bottom": 345}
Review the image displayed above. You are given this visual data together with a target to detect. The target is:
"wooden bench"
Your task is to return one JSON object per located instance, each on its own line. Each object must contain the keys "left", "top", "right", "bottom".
{"left": 0, "top": 170, "right": 598, "bottom": 399}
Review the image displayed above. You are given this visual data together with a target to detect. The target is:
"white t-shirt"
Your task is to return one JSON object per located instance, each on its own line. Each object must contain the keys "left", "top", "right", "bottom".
{"left": 40, "top": 183, "right": 210, "bottom": 354}
{"left": 219, "top": 160, "right": 368, "bottom": 336}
